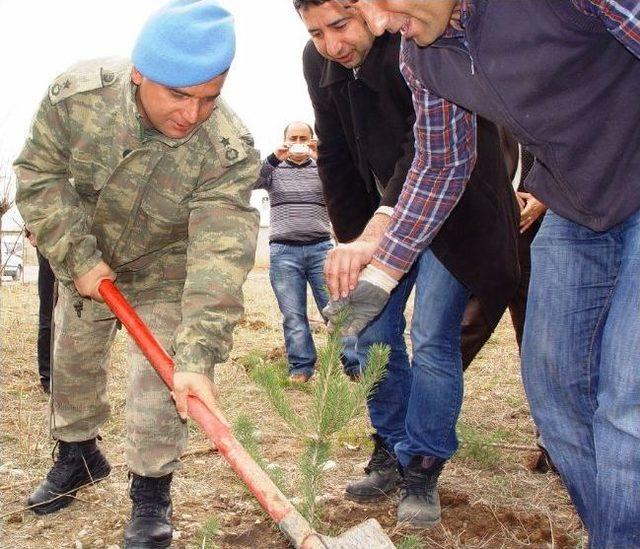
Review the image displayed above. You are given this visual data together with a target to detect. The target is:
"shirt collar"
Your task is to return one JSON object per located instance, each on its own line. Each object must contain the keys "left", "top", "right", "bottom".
{"left": 460, "top": 0, "right": 472, "bottom": 28}
{"left": 122, "top": 72, "right": 142, "bottom": 140}
{"left": 441, "top": 0, "right": 471, "bottom": 38}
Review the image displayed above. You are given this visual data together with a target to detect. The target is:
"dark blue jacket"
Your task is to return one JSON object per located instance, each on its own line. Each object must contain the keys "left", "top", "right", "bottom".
{"left": 404, "top": 0, "right": 640, "bottom": 231}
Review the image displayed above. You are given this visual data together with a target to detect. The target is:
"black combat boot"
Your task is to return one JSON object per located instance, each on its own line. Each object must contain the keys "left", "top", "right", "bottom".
{"left": 124, "top": 473, "right": 173, "bottom": 549}
{"left": 28, "top": 438, "right": 111, "bottom": 515}
{"left": 397, "top": 455, "right": 445, "bottom": 527}
{"left": 345, "top": 434, "right": 401, "bottom": 502}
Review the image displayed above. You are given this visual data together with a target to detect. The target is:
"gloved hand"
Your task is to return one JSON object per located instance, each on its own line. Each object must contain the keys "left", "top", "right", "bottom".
{"left": 323, "top": 264, "right": 398, "bottom": 336}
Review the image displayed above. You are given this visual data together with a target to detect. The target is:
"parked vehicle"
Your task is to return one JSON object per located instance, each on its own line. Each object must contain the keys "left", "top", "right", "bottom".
{"left": 2, "top": 253, "right": 23, "bottom": 281}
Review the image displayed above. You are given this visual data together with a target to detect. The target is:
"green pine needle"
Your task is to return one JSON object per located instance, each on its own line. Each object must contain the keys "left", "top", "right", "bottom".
{"left": 249, "top": 362, "right": 305, "bottom": 433}
{"left": 243, "top": 323, "right": 390, "bottom": 527}
{"left": 233, "top": 413, "right": 287, "bottom": 494}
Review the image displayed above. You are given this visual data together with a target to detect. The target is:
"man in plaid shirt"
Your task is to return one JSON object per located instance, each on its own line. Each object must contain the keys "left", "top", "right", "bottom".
{"left": 325, "top": 0, "right": 640, "bottom": 544}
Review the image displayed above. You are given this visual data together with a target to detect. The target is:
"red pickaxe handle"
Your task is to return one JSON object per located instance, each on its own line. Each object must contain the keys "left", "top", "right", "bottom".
{"left": 98, "top": 280, "right": 323, "bottom": 548}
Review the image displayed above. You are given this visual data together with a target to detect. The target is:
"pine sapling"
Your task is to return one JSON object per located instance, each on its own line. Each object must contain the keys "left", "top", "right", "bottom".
{"left": 250, "top": 314, "right": 390, "bottom": 526}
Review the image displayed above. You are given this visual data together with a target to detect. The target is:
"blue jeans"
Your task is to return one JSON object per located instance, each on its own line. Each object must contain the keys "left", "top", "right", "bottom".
{"left": 357, "top": 261, "right": 419, "bottom": 451}
{"left": 358, "top": 249, "right": 470, "bottom": 464}
{"left": 396, "top": 249, "right": 470, "bottom": 466}
{"left": 269, "top": 240, "right": 360, "bottom": 377}
{"left": 522, "top": 210, "right": 640, "bottom": 548}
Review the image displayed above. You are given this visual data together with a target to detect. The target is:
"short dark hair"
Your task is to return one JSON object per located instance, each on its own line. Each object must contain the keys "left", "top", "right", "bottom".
{"left": 283, "top": 122, "right": 315, "bottom": 139}
{"left": 293, "top": 0, "right": 331, "bottom": 11}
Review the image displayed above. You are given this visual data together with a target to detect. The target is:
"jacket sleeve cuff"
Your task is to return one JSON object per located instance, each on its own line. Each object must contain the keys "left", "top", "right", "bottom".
{"left": 65, "top": 239, "right": 102, "bottom": 280}
{"left": 266, "top": 153, "right": 282, "bottom": 167}
{"left": 375, "top": 206, "right": 395, "bottom": 218}
{"left": 174, "top": 342, "right": 215, "bottom": 375}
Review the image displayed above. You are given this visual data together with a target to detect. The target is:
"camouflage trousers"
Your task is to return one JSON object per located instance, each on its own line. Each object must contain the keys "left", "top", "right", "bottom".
{"left": 50, "top": 286, "right": 205, "bottom": 477}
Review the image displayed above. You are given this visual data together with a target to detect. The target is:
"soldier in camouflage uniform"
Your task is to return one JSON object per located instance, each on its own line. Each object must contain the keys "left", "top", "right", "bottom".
{"left": 14, "top": 1, "right": 259, "bottom": 547}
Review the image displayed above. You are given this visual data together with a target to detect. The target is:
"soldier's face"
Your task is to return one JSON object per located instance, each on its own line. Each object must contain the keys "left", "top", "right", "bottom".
{"left": 299, "top": 1, "right": 375, "bottom": 69}
{"left": 132, "top": 69, "right": 228, "bottom": 139}
{"left": 347, "top": 0, "right": 458, "bottom": 47}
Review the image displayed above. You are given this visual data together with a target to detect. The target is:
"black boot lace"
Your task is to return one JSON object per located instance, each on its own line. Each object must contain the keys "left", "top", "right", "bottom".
{"left": 45, "top": 441, "right": 82, "bottom": 486}
{"left": 365, "top": 435, "right": 395, "bottom": 474}
{"left": 130, "top": 476, "right": 172, "bottom": 518}
{"left": 403, "top": 458, "right": 445, "bottom": 498}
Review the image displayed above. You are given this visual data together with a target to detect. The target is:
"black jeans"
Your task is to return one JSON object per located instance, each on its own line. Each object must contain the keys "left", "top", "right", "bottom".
{"left": 36, "top": 249, "right": 56, "bottom": 385}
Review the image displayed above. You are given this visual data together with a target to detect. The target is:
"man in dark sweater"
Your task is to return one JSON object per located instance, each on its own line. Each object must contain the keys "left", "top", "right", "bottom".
{"left": 296, "top": 0, "right": 519, "bottom": 524}
{"left": 331, "top": 1, "right": 640, "bottom": 545}
{"left": 255, "top": 121, "right": 359, "bottom": 381}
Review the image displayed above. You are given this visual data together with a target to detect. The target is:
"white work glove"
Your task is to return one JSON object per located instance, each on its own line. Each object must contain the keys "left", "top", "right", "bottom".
{"left": 323, "top": 264, "right": 398, "bottom": 336}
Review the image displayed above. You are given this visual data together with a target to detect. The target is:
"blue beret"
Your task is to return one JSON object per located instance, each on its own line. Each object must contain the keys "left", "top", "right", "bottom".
{"left": 132, "top": 0, "right": 235, "bottom": 88}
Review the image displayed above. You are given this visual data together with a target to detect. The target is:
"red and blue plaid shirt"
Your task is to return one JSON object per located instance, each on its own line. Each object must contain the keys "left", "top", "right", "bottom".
{"left": 374, "top": 0, "right": 640, "bottom": 273}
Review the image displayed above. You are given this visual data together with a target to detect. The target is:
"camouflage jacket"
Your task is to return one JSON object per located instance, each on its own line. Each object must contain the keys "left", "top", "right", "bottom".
{"left": 14, "top": 58, "right": 260, "bottom": 374}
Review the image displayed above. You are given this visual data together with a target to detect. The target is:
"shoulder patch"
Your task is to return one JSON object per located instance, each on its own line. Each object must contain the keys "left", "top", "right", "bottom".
{"left": 48, "top": 58, "right": 125, "bottom": 105}
{"left": 210, "top": 100, "right": 251, "bottom": 169}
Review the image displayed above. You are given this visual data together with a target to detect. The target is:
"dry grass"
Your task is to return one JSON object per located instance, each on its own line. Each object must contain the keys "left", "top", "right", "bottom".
{"left": 0, "top": 270, "right": 586, "bottom": 548}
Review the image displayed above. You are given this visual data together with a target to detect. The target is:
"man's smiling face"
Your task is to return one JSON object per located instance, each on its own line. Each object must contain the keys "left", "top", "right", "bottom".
{"left": 347, "top": 0, "right": 458, "bottom": 47}
{"left": 299, "top": 1, "right": 375, "bottom": 69}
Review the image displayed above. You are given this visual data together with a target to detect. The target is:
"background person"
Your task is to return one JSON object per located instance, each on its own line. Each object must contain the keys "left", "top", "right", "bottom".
{"left": 255, "top": 121, "right": 360, "bottom": 382}
{"left": 26, "top": 228, "right": 56, "bottom": 394}
{"left": 512, "top": 149, "right": 554, "bottom": 474}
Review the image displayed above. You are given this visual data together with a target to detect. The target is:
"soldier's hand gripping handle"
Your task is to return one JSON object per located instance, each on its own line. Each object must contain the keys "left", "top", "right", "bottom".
{"left": 73, "top": 260, "right": 116, "bottom": 302}
{"left": 171, "top": 372, "right": 220, "bottom": 422}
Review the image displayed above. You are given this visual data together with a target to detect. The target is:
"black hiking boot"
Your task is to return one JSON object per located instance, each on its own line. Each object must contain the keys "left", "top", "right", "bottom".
{"left": 27, "top": 438, "right": 111, "bottom": 515}
{"left": 345, "top": 434, "right": 401, "bottom": 502}
{"left": 124, "top": 473, "right": 173, "bottom": 549}
{"left": 397, "top": 455, "right": 445, "bottom": 528}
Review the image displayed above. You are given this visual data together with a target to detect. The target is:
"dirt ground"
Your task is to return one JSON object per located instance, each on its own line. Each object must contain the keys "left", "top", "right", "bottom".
{"left": 0, "top": 270, "right": 587, "bottom": 548}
